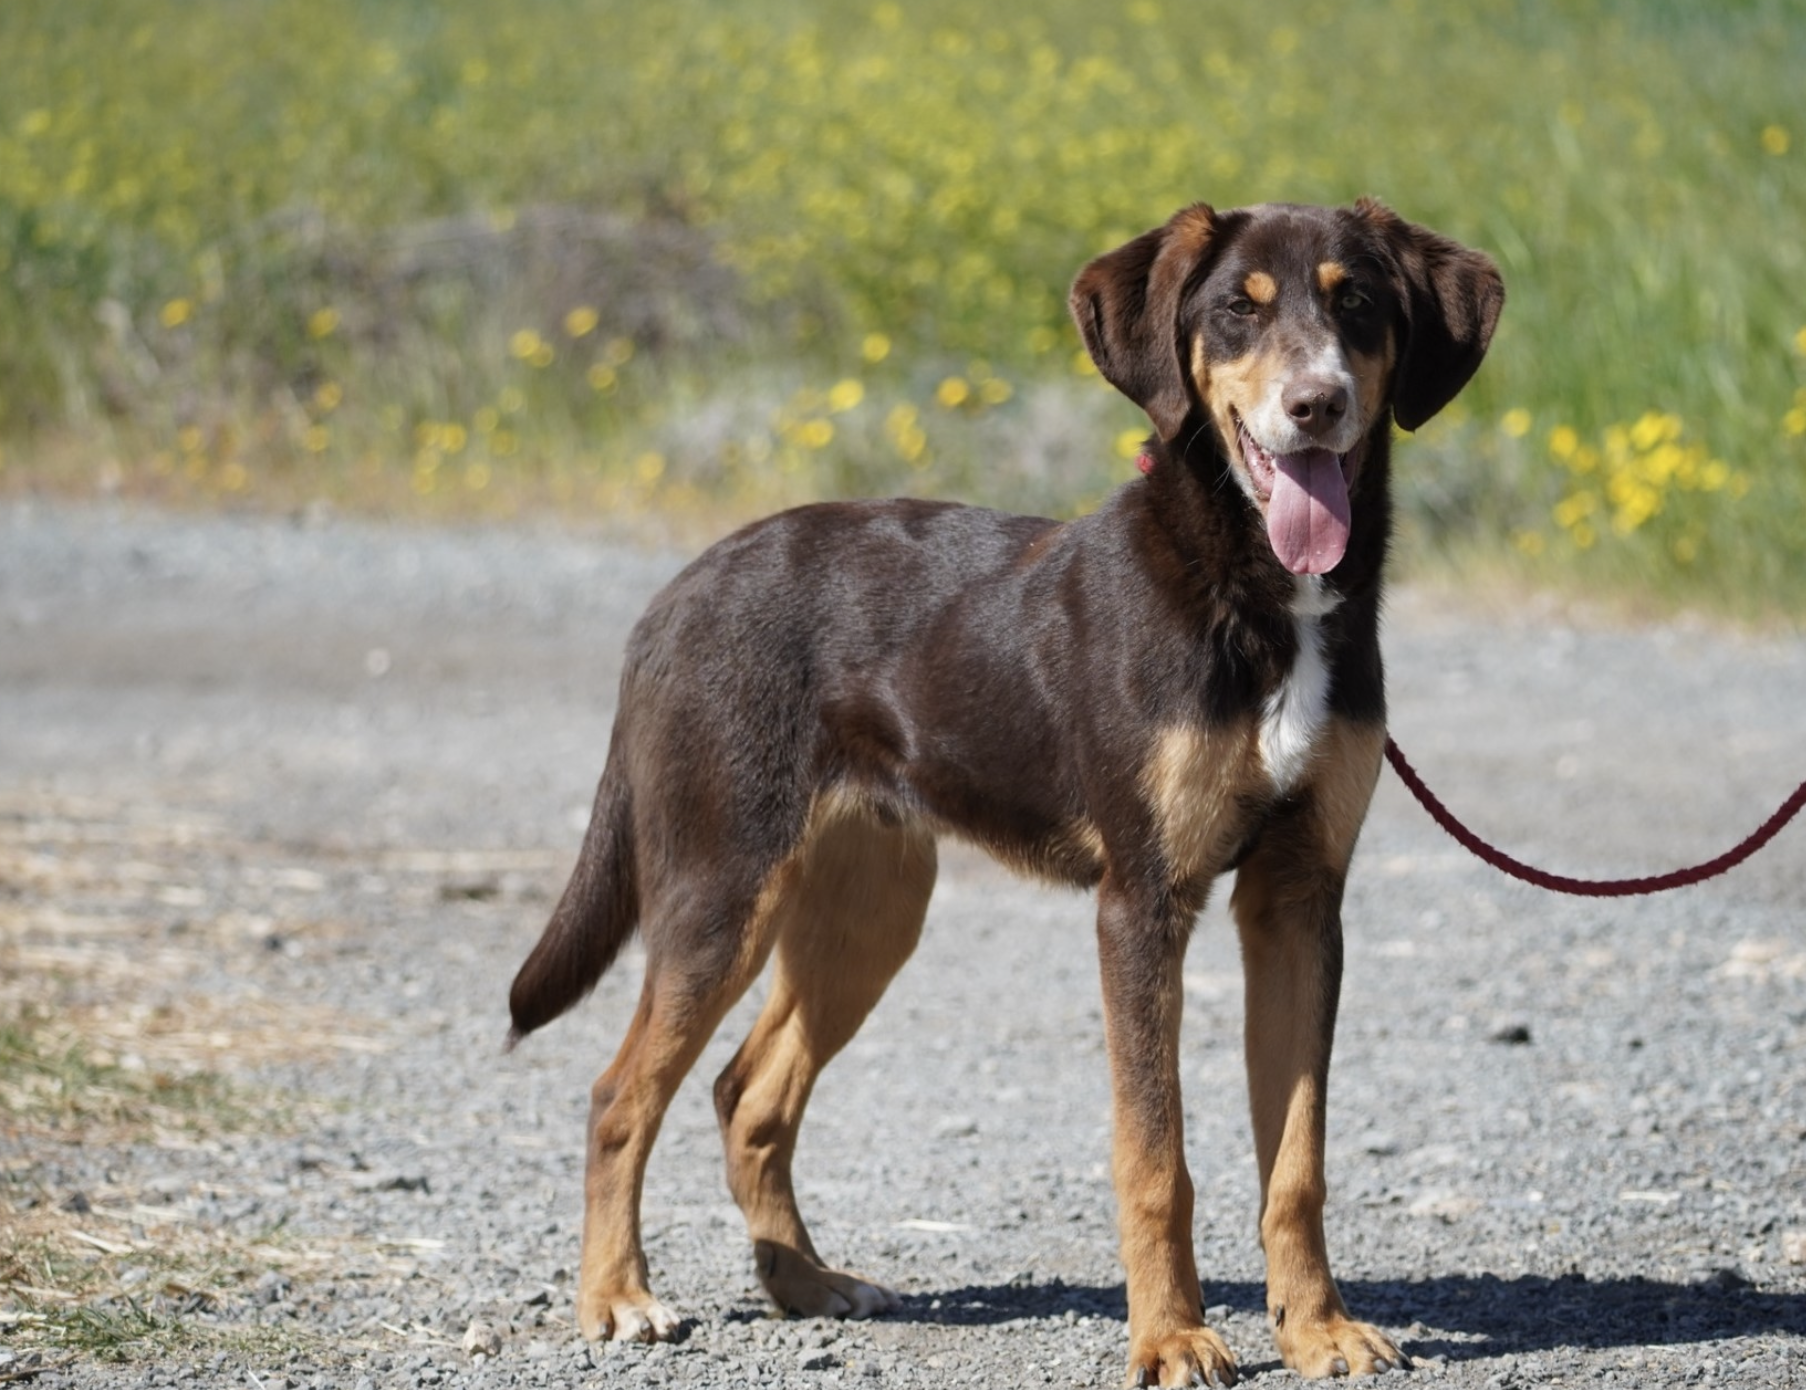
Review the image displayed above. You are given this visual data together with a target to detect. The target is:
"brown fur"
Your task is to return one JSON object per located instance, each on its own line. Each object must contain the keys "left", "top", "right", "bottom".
{"left": 508, "top": 199, "right": 1502, "bottom": 1385}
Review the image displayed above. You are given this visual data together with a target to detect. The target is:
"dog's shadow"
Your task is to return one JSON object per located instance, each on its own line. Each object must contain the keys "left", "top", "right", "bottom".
{"left": 889, "top": 1272, "right": 1805, "bottom": 1364}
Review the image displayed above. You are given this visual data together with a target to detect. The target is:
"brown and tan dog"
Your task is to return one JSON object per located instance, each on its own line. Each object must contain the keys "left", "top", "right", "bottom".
{"left": 508, "top": 199, "right": 1503, "bottom": 1385}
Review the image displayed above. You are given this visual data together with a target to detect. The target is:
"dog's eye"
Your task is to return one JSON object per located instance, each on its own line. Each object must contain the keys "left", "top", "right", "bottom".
{"left": 1224, "top": 297, "right": 1258, "bottom": 318}
{"left": 1336, "top": 288, "right": 1372, "bottom": 313}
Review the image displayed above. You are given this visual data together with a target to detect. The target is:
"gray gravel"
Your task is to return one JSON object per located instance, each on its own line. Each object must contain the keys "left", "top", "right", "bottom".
{"left": 2, "top": 498, "right": 1803, "bottom": 1388}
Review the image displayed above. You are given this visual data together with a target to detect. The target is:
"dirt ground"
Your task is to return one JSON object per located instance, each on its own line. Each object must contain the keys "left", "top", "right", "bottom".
{"left": 2, "top": 498, "right": 1803, "bottom": 1387}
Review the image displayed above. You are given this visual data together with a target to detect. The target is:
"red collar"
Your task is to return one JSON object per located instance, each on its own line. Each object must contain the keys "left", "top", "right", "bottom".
{"left": 1135, "top": 451, "right": 1155, "bottom": 475}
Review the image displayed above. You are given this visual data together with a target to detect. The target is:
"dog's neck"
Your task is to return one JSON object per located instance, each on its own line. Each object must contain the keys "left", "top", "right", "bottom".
{"left": 1115, "top": 412, "right": 1392, "bottom": 735}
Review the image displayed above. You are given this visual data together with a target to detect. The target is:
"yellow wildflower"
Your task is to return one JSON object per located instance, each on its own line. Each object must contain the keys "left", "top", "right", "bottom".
{"left": 1552, "top": 492, "right": 1597, "bottom": 529}
{"left": 795, "top": 419, "right": 835, "bottom": 449}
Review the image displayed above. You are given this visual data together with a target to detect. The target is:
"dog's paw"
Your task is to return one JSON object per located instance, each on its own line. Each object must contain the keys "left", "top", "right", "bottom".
{"left": 577, "top": 1288, "right": 682, "bottom": 1344}
{"left": 1275, "top": 1313, "right": 1407, "bottom": 1377}
{"left": 1124, "top": 1326, "right": 1239, "bottom": 1387}
{"left": 754, "top": 1239, "right": 900, "bottom": 1320}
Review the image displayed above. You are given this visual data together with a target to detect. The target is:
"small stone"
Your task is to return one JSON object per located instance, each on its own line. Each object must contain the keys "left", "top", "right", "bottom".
{"left": 799, "top": 1347, "right": 836, "bottom": 1371}
{"left": 1781, "top": 1229, "right": 1806, "bottom": 1264}
{"left": 462, "top": 1319, "right": 503, "bottom": 1358}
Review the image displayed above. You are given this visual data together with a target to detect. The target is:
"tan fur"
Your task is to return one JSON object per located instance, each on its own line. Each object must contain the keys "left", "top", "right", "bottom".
{"left": 1309, "top": 721, "right": 1387, "bottom": 863}
{"left": 1230, "top": 717, "right": 1400, "bottom": 1376}
{"left": 715, "top": 802, "right": 936, "bottom": 1318}
{"left": 1316, "top": 260, "right": 1349, "bottom": 293}
{"left": 1192, "top": 339, "right": 1290, "bottom": 467}
{"left": 579, "top": 789, "right": 930, "bottom": 1339}
{"left": 1245, "top": 269, "right": 1279, "bottom": 304}
{"left": 1096, "top": 883, "right": 1240, "bottom": 1387}
{"left": 577, "top": 951, "right": 774, "bottom": 1340}
{"left": 1143, "top": 722, "right": 1263, "bottom": 888}
{"left": 1348, "top": 334, "right": 1398, "bottom": 463}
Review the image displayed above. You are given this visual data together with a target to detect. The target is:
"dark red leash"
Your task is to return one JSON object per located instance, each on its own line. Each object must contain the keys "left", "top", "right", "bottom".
{"left": 1383, "top": 736, "right": 1806, "bottom": 896}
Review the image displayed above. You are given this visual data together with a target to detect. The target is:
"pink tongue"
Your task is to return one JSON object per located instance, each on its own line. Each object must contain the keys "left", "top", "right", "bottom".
{"left": 1266, "top": 449, "right": 1350, "bottom": 574}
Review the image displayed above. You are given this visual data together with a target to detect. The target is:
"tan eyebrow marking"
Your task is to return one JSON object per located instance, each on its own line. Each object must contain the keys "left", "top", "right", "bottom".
{"left": 1317, "top": 261, "right": 1349, "bottom": 293}
{"left": 1243, "top": 270, "right": 1278, "bottom": 305}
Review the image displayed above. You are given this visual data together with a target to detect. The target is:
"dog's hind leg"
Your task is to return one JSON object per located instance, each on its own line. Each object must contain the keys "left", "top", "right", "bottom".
{"left": 712, "top": 808, "right": 936, "bottom": 1321}
{"left": 576, "top": 884, "right": 781, "bottom": 1343}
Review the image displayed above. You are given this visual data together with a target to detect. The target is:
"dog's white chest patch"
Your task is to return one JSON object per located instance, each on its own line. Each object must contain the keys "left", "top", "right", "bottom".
{"left": 1258, "top": 578, "right": 1338, "bottom": 794}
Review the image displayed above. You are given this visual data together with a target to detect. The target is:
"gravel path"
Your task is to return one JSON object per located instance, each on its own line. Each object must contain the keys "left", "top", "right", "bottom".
{"left": 3, "top": 499, "right": 1802, "bottom": 1388}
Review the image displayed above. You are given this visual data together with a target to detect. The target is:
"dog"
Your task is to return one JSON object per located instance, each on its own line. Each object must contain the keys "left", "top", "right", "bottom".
{"left": 507, "top": 198, "right": 1503, "bottom": 1385}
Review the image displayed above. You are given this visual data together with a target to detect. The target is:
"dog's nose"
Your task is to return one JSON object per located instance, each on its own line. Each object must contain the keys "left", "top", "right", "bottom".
{"left": 1282, "top": 379, "right": 1350, "bottom": 439}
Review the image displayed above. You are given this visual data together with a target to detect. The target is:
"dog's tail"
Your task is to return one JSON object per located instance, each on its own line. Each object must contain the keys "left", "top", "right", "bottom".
{"left": 506, "top": 748, "right": 639, "bottom": 1049}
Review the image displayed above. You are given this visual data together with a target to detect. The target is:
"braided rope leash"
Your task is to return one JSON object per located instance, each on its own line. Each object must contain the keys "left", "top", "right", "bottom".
{"left": 1383, "top": 736, "right": 1806, "bottom": 897}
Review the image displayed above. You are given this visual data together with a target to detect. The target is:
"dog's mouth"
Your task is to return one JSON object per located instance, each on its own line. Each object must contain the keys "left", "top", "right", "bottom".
{"left": 1234, "top": 413, "right": 1361, "bottom": 576}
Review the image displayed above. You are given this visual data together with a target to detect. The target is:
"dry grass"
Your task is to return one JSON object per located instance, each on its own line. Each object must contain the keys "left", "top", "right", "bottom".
{"left": 0, "top": 786, "right": 429, "bottom": 1366}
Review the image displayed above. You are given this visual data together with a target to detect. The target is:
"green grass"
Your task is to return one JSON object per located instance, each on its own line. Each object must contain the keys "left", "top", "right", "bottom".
{"left": 1, "top": 0, "right": 1803, "bottom": 608}
{"left": 0, "top": 1013, "right": 317, "bottom": 1369}
{"left": 0, "top": 1017, "right": 253, "bottom": 1135}
{"left": 43, "top": 1300, "right": 196, "bottom": 1363}
{"left": 11, "top": 1296, "right": 318, "bottom": 1369}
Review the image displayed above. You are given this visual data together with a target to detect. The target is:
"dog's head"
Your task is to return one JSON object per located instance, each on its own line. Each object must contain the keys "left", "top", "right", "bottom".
{"left": 1070, "top": 200, "right": 1503, "bottom": 575}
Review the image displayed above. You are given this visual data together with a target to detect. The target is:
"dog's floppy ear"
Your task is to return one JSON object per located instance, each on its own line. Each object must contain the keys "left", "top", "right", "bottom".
{"left": 1356, "top": 198, "right": 1505, "bottom": 432}
{"left": 1068, "top": 204, "right": 1218, "bottom": 440}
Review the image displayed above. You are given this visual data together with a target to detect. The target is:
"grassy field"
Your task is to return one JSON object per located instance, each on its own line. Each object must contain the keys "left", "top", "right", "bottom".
{"left": 1, "top": 0, "right": 1803, "bottom": 609}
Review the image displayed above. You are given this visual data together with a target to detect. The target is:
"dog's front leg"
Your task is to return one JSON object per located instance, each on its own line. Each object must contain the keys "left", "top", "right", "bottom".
{"left": 1231, "top": 738, "right": 1406, "bottom": 1377}
{"left": 1097, "top": 877, "right": 1238, "bottom": 1388}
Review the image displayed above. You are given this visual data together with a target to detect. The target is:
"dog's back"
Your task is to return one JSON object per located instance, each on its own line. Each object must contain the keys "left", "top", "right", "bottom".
{"left": 507, "top": 497, "right": 1061, "bottom": 1043}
